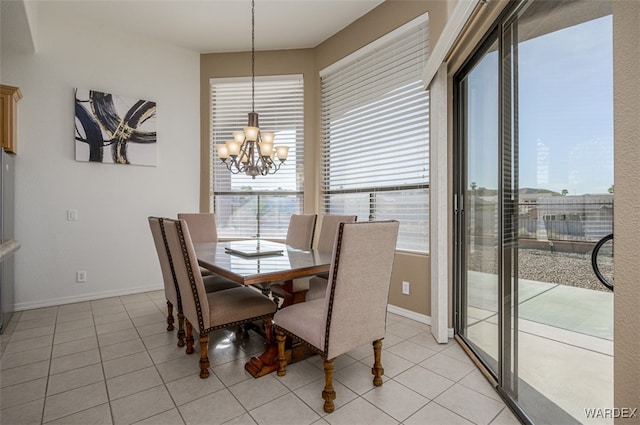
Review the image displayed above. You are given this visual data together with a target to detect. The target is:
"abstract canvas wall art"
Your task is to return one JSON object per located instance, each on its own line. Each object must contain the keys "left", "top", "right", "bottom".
{"left": 74, "top": 88, "right": 157, "bottom": 166}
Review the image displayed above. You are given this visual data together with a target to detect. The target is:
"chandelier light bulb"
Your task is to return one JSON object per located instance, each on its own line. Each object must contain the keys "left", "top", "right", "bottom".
{"left": 233, "top": 131, "right": 245, "bottom": 143}
{"left": 244, "top": 126, "right": 259, "bottom": 142}
{"left": 259, "top": 142, "right": 274, "bottom": 157}
{"left": 216, "top": 144, "right": 229, "bottom": 160}
{"left": 226, "top": 140, "right": 242, "bottom": 156}
{"left": 276, "top": 145, "right": 289, "bottom": 161}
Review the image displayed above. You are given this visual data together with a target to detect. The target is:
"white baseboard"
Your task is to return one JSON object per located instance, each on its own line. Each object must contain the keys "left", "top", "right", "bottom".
{"left": 14, "top": 291, "right": 454, "bottom": 341}
{"left": 13, "top": 284, "right": 163, "bottom": 311}
{"left": 387, "top": 304, "right": 431, "bottom": 324}
{"left": 387, "top": 304, "right": 454, "bottom": 339}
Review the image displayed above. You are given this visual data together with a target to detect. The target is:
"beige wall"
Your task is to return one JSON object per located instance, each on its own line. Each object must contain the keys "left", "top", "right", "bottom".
{"left": 389, "top": 252, "right": 431, "bottom": 314}
{"left": 314, "top": 0, "right": 448, "bottom": 71}
{"left": 200, "top": 1, "right": 450, "bottom": 317}
{"left": 612, "top": 1, "right": 640, "bottom": 422}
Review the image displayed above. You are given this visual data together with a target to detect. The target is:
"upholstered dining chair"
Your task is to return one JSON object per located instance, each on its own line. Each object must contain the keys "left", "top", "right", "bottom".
{"left": 148, "top": 217, "right": 240, "bottom": 347}
{"left": 272, "top": 220, "right": 399, "bottom": 413}
{"left": 272, "top": 214, "right": 356, "bottom": 303}
{"left": 163, "top": 218, "right": 278, "bottom": 378}
{"left": 258, "top": 213, "right": 317, "bottom": 299}
{"left": 303, "top": 214, "right": 357, "bottom": 301}
{"left": 177, "top": 213, "right": 229, "bottom": 277}
{"left": 285, "top": 213, "right": 317, "bottom": 250}
{"left": 176, "top": 213, "right": 219, "bottom": 244}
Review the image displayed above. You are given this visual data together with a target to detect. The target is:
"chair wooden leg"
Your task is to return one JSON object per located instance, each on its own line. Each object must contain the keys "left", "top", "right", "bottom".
{"left": 177, "top": 311, "right": 186, "bottom": 347}
{"left": 264, "top": 316, "right": 273, "bottom": 345}
{"left": 199, "top": 333, "right": 210, "bottom": 378}
{"left": 185, "top": 319, "right": 195, "bottom": 354}
{"left": 235, "top": 324, "right": 249, "bottom": 340}
{"left": 166, "top": 301, "right": 175, "bottom": 331}
{"left": 371, "top": 339, "right": 384, "bottom": 386}
{"left": 276, "top": 329, "right": 287, "bottom": 377}
{"left": 322, "top": 358, "right": 336, "bottom": 413}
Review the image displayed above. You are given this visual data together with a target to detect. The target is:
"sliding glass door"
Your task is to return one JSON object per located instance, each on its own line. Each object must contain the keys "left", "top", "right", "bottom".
{"left": 455, "top": 1, "right": 614, "bottom": 424}
{"left": 456, "top": 36, "right": 500, "bottom": 374}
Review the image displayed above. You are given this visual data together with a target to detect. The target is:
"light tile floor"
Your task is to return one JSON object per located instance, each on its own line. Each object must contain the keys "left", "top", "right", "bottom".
{"left": 0, "top": 290, "right": 521, "bottom": 425}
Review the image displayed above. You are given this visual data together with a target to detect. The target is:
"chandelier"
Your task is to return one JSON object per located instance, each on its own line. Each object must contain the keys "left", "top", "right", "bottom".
{"left": 214, "top": 0, "right": 288, "bottom": 179}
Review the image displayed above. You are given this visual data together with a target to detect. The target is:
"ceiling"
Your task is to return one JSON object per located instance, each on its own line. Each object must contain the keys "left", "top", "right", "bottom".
{"left": 34, "top": 0, "right": 386, "bottom": 54}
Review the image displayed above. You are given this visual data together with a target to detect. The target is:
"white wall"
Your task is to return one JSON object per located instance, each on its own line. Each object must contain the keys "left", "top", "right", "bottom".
{"left": 1, "top": 3, "right": 201, "bottom": 309}
{"left": 0, "top": 0, "right": 37, "bottom": 55}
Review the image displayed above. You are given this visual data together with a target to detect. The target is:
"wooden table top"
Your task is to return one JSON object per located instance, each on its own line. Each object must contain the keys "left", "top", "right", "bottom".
{"left": 194, "top": 240, "right": 331, "bottom": 286}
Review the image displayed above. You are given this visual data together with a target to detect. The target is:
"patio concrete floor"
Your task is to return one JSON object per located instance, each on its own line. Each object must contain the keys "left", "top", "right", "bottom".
{"left": 466, "top": 271, "right": 613, "bottom": 425}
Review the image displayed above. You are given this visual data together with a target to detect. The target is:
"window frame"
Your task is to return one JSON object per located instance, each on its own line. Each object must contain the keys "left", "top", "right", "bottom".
{"left": 319, "top": 14, "right": 431, "bottom": 253}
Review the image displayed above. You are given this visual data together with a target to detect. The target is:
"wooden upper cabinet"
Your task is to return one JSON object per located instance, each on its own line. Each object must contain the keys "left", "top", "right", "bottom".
{"left": 0, "top": 85, "right": 22, "bottom": 154}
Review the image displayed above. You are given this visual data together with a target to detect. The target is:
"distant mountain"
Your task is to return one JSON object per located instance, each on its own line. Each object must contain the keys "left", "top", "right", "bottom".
{"left": 472, "top": 187, "right": 497, "bottom": 196}
{"left": 519, "top": 188, "right": 561, "bottom": 195}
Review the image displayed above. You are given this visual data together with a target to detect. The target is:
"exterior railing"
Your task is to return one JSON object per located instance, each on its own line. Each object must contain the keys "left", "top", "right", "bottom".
{"left": 468, "top": 196, "right": 614, "bottom": 243}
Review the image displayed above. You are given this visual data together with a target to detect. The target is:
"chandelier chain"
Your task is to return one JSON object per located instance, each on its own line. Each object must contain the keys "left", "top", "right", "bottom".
{"left": 214, "top": 0, "right": 288, "bottom": 178}
{"left": 251, "top": 0, "right": 255, "bottom": 112}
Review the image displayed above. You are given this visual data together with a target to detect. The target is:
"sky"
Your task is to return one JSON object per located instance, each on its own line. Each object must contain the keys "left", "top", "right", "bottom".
{"left": 467, "top": 15, "right": 613, "bottom": 196}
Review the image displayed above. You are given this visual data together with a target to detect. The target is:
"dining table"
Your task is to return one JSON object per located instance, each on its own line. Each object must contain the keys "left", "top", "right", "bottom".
{"left": 194, "top": 239, "right": 331, "bottom": 377}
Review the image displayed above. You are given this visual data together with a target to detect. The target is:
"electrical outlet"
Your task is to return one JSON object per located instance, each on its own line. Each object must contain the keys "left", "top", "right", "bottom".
{"left": 76, "top": 271, "right": 87, "bottom": 283}
{"left": 402, "top": 281, "right": 410, "bottom": 295}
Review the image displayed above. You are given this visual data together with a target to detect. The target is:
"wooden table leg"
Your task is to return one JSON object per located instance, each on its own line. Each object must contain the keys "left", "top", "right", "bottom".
{"left": 245, "top": 341, "right": 292, "bottom": 377}
{"left": 280, "top": 279, "right": 294, "bottom": 308}
{"left": 244, "top": 280, "right": 312, "bottom": 378}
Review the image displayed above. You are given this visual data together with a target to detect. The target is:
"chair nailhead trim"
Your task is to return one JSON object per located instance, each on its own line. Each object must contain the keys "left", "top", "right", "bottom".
{"left": 274, "top": 324, "right": 325, "bottom": 357}
{"left": 322, "top": 222, "right": 345, "bottom": 355}
{"left": 157, "top": 217, "right": 183, "bottom": 310}
{"left": 175, "top": 219, "right": 206, "bottom": 331}
{"left": 203, "top": 313, "right": 275, "bottom": 334}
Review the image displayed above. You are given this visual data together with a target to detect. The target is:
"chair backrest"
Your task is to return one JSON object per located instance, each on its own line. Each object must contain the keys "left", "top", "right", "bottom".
{"left": 316, "top": 214, "right": 357, "bottom": 252}
{"left": 177, "top": 213, "right": 219, "bottom": 244}
{"left": 285, "top": 214, "right": 317, "bottom": 250}
{"left": 322, "top": 221, "right": 399, "bottom": 359}
{"left": 148, "top": 217, "right": 180, "bottom": 308}
{"left": 163, "top": 218, "right": 210, "bottom": 332}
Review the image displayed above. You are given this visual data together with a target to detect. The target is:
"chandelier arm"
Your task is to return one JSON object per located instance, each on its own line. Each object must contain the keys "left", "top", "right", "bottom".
{"left": 223, "top": 158, "right": 243, "bottom": 175}
{"left": 256, "top": 152, "right": 268, "bottom": 174}
{"left": 249, "top": 144, "right": 257, "bottom": 170}
{"left": 238, "top": 139, "right": 250, "bottom": 164}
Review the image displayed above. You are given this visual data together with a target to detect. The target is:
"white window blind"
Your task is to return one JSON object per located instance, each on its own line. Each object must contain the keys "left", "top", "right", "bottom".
{"left": 320, "top": 15, "right": 430, "bottom": 252}
{"left": 210, "top": 75, "right": 304, "bottom": 239}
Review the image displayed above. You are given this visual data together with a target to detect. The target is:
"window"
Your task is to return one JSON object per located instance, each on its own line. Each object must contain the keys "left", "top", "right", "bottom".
{"left": 320, "top": 15, "right": 430, "bottom": 252}
{"left": 210, "top": 75, "right": 304, "bottom": 239}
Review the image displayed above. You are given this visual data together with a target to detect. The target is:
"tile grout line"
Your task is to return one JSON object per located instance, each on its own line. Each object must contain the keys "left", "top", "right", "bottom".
{"left": 94, "top": 295, "right": 116, "bottom": 425}
{"left": 40, "top": 305, "right": 59, "bottom": 425}
{"left": 2, "top": 297, "right": 514, "bottom": 425}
